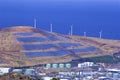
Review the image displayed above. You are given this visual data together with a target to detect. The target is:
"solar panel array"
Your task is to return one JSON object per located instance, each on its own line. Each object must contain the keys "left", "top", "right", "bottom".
{"left": 13, "top": 32, "right": 35, "bottom": 36}
{"left": 48, "top": 36, "right": 58, "bottom": 41}
{"left": 23, "top": 44, "right": 57, "bottom": 50}
{"left": 70, "top": 46, "right": 96, "bottom": 53}
{"left": 24, "top": 46, "right": 96, "bottom": 57}
{"left": 14, "top": 32, "right": 70, "bottom": 42}
{"left": 17, "top": 37, "right": 48, "bottom": 42}
{"left": 14, "top": 32, "right": 97, "bottom": 58}
{"left": 57, "top": 36, "right": 70, "bottom": 40}
{"left": 25, "top": 50, "right": 71, "bottom": 57}
{"left": 58, "top": 42, "right": 83, "bottom": 48}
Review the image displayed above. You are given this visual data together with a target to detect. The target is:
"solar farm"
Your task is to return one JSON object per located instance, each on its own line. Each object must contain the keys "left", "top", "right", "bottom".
{"left": 13, "top": 32, "right": 97, "bottom": 58}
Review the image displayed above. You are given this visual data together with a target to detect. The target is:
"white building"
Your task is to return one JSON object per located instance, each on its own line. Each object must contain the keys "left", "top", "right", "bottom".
{"left": 0, "top": 68, "right": 10, "bottom": 74}
{"left": 60, "top": 78, "right": 69, "bottom": 80}
{"left": 42, "top": 77, "right": 53, "bottom": 80}
{"left": 78, "top": 62, "right": 94, "bottom": 68}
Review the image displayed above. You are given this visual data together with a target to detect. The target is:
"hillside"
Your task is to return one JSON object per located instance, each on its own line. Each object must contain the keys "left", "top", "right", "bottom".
{"left": 0, "top": 26, "right": 120, "bottom": 67}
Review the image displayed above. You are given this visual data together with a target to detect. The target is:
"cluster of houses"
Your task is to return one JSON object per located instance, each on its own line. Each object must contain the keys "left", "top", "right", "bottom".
{"left": 0, "top": 62, "right": 120, "bottom": 80}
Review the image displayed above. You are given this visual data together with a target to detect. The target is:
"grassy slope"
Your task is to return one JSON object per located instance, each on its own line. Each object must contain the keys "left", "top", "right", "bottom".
{"left": 0, "top": 32, "right": 27, "bottom": 67}
{"left": 68, "top": 36, "right": 120, "bottom": 54}
{"left": 0, "top": 26, "right": 120, "bottom": 67}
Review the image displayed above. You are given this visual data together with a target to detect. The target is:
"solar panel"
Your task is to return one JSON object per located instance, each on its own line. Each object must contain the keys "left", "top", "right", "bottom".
{"left": 13, "top": 32, "right": 35, "bottom": 36}
{"left": 70, "top": 46, "right": 96, "bottom": 53}
{"left": 25, "top": 50, "right": 71, "bottom": 57}
{"left": 58, "top": 43, "right": 83, "bottom": 48}
{"left": 48, "top": 36, "right": 58, "bottom": 41}
{"left": 57, "top": 36, "right": 69, "bottom": 40}
{"left": 43, "top": 31, "right": 61, "bottom": 41}
{"left": 23, "top": 44, "right": 57, "bottom": 50}
{"left": 17, "top": 37, "right": 48, "bottom": 42}
{"left": 14, "top": 32, "right": 70, "bottom": 41}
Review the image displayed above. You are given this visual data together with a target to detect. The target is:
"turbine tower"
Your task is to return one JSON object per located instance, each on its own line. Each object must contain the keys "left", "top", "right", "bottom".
{"left": 99, "top": 30, "right": 102, "bottom": 39}
{"left": 68, "top": 29, "right": 71, "bottom": 35}
{"left": 84, "top": 32, "right": 86, "bottom": 37}
{"left": 50, "top": 24, "right": 53, "bottom": 32}
{"left": 70, "top": 25, "right": 73, "bottom": 36}
{"left": 34, "top": 18, "right": 37, "bottom": 28}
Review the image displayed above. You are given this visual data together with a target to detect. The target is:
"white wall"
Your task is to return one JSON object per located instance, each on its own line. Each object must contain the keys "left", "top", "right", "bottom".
{"left": 0, "top": 68, "right": 10, "bottom": 74}
{"left": 42, "top": 77, "right": 53, "bottom": 80}
{"left": 78, "top": 62, "right": 94, "bottom": 68}
{"left": 60, "top": 79, "right": 69, "bottom": 80}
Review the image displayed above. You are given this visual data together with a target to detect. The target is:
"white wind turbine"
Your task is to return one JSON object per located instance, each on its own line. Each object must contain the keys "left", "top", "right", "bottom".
{"left": 70, "top": 25, "right": 73, "bottom": 36}
{"left": 34, "top": 18, "right": 37, "bottom": 28}
{"left": 50, "top": 24, "right": 53, "bottom": 32}
{"left": 84, "top": 32, "right": 86, "bottom": 37}
{"left": 99, "top": 30, "right": 103, "bottom": 39}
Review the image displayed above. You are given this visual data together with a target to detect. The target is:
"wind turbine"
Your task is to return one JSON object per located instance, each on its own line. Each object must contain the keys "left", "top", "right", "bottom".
{"left": 70, "top": 25, "right": 73, "bottom": 36}
{"left": 50, "top": 24, "right": 53, "bottom": 32}
{"left": 99, "top": 30, "right": 102, "bottom": 39}
{"left": 34, "top": 18, "right": 37, "bottom": 28}
{"left": 84, "top": 32, "right": 86, "bottom": 37}
{"left": 68, "top": 29, "right": 71, "bottom": 35}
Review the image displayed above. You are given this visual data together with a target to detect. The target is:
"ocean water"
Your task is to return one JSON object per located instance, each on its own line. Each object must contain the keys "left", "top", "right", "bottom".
{"left": 0, "top": 0, "right": 120, "bottom": 40}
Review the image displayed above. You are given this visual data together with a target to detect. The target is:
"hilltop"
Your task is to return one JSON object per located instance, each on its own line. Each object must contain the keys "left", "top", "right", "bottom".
{"left": 0, "top": 26, "right": 120, "bottom": 67}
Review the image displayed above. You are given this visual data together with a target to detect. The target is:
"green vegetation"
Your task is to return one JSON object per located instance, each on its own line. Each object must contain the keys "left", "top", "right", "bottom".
{"left": 51, "top": 78, "right": 60, "bottom": 80}
{"left": 86, "top": 55, "right": 120, "bottom": 63}
{"left": 0, "top": 72, "right": 32, "bottom": 80}
{"left": 73, "top": 55, "right": 120, "bottom": 64}
{"left": 0, "top": 72, "right": 42, "bottom": 80}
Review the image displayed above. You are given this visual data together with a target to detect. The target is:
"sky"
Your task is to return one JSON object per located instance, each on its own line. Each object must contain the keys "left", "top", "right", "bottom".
{"left": 0, "top": 0, "right": 120, "bottom": 39}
